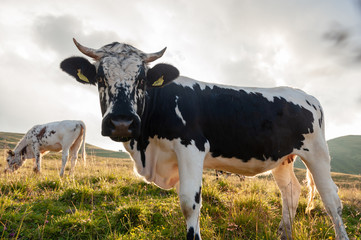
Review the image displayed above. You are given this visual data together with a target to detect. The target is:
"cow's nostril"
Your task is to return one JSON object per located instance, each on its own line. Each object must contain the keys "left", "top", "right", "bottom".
{"left": 110, "top": 118, "right": 133, "bottom": 137}
{"left": 102, "top": 114, "right": 140, "bottom": 140}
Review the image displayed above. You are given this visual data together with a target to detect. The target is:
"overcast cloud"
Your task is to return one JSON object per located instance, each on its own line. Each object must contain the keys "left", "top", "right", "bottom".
{"left": 1, "top": 0, "right": 361, "bottom": 151}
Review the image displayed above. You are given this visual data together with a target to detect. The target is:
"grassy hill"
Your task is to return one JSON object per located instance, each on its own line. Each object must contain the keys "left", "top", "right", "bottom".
{"left": 328, "top": 135, "right": 361, "bottom": 175}
{"left": 295, "top": 135, "right": 361, "bottom": 175}
{"left": 0, "top": 131, "right": 129, "bottom": 159}
{"left": 85, "top": 143, "right": 129, "bottom": 159}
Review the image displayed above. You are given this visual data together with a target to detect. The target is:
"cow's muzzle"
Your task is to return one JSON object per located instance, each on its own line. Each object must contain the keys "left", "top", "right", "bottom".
{"left": 4, "top": 166, "right": 15, "bottom": 173}
{"left": 102, "top": 115, "right": 139, "bottom": 142}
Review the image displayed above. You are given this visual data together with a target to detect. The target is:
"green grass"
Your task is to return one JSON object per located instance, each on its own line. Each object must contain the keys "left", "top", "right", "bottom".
{"left": 1, "top": 131, "right": 361, "bottom": 239}
{"left": 0, "top": 152, "right": 360, "bottom": 240}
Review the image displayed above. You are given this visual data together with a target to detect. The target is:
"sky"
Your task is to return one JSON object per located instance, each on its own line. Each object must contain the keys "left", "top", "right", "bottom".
{"left": 1, "top": 0, "right": 361, "bottom": 152}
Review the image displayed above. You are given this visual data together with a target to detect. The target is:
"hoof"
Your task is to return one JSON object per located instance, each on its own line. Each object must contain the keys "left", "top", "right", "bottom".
{"left": 278, "top": 225, "right": 293, "bottom": 240}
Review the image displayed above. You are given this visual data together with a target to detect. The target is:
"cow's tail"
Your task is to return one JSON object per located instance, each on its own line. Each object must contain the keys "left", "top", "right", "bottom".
{"left": 305, "top": 168, "right": 316, "bottom": 214}
{"left": 79, "top": 121, "right": 87, "bottom": 166}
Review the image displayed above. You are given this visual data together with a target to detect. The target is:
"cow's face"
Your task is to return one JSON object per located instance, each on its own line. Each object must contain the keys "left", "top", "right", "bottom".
{"left": 5, "top": 150, "right": 24, "bottom": 172}
{"left": 61, "top": 39, "right": 179, "bottom": 142}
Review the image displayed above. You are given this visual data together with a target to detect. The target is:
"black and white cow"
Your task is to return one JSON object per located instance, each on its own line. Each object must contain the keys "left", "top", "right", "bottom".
{"left": 5, "top": 120, "right": 86, "bottom": 177}
{"left": 60, "top": 39, "right": 348, "bottom": 240}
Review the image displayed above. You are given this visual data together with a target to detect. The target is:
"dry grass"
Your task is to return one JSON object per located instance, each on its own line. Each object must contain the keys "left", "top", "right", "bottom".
{"left": 0, "top": 150, "right": 360, "bottom": 239}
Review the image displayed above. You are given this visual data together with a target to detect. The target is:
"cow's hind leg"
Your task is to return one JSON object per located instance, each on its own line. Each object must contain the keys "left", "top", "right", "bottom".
{"left": 68, "top": 139, "right": 82, "bottom": 176}
{"left": 60, "top": 147, "right": 70, "bottom": 177}
{"left": 301, "top": 146, "right": 348, "bottom": 240}
{"left": 68, "top": 151, "right": 77, "bottom": 176}
{"left": 272, "top": 155, "right": 300, "bottom": 240}
{"left": 175, "top": 140, "right": 208, "bottom": 240}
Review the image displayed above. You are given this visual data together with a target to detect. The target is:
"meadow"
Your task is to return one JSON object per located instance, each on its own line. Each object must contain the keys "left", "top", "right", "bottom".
{"left": 0, "top": 150, "right": 360, "bottom": 240}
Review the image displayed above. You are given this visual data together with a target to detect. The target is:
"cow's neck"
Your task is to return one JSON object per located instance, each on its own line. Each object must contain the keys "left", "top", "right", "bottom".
{"left": 122, "top": 87, "right": 176, "bottom": 176}
{"left": 13, "top": 136, "right": 27, "bottom": 154}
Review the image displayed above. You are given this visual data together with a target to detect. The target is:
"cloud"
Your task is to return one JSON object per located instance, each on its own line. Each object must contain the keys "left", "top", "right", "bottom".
{"left": 1, "top": 0, "right": 361, "bottom": 151}
{"left": 323, "top": 22, "right": 361, "bottom": 64}
{"left": 320, "top": 0, "right": 361, "bottom": 65}
{"left": 32, "top": 14, "right": 120, "bottom": 59}
{"left": 32, "top": 15, "right": 83, "bottom": 56}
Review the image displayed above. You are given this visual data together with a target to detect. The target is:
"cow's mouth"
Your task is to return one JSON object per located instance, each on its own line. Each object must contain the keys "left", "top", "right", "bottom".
{"left": 110, "top": 136, "right": 132, "bottom": 142}
{"left": 4, "top": 164, "right": 17, "bottom": 173}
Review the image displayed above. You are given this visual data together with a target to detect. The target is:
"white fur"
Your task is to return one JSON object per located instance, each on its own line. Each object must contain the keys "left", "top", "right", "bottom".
{"left": 175, "top": 96, "right": 186, "bottom": 125}
{"left": 173, "top": 76, "right": 316, "bottom": 106}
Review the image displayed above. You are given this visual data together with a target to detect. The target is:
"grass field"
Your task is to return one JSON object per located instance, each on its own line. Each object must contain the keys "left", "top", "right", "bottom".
{"left": 0, "top": 150, "right": 360, "bottom": 240}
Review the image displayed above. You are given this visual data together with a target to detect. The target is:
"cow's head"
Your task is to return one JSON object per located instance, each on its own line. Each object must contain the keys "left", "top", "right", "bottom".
{"left": 5, "top": 149, "right": 25, "bottom": 173}
{"left": 61, "top": 39, "right": 179, "bottom": 142}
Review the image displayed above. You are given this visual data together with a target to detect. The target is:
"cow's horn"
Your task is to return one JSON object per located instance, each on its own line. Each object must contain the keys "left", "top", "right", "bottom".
{"left": 73, "top": 38, "right": 103, "bottom": 60}
{"left": 144, "top": 47, "right": 167, "bottom": 63}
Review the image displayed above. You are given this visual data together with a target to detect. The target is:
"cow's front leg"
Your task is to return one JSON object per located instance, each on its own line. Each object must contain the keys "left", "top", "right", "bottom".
{"left": 175, "top": 140, "right": 208, "bottom": 240}
{"left": 32, "top": 144, "right": 41, "bottom": 173}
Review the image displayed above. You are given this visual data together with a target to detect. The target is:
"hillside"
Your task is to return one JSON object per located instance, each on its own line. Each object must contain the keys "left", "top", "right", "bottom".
{"left": 328, "top": 135, "right": 361, "bottom": 175}
{"left": 295, "top": 135, "right": 361, "bottom": 175}
{"left": 0, "top": 131, "right": 129, "bottom": 159}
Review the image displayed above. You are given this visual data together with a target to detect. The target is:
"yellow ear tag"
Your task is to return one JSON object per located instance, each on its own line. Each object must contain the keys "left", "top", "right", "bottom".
{"left": 77, "top": 69, "right": 89, "bottom": 83}
{"left": 152, "top": 75, "right": 164, "bottom": 87}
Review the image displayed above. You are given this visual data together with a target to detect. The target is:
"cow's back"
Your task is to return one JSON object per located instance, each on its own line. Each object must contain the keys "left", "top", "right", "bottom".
{"left": 25, "top": 120, "right": 84, "bottom": 151}
{"left": 145, "top": 77, "right": 319, "bottom": 163}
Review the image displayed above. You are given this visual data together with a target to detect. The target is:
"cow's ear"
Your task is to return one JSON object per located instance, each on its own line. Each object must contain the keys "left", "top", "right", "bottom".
{"left": 60, "top": 57, "right": 97, "bottom": 85}
{"left": 7, "top": 150, "right": 14, "bottom": 156}
{"left": 146, "top": 63, "right": 179, "bottom": 88}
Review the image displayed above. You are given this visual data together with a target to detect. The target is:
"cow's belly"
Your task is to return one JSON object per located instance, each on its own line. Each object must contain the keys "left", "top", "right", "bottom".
{"left": 203, "top": 154, "right": 282, "bottom": 176}
{"left": 40, "top": 143, "right": 62, "bottom": 152}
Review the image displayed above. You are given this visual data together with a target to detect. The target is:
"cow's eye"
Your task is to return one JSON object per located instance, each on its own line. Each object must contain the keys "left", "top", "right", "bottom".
{"left": 97, "top": 77, "right": 109, "bottom": 87}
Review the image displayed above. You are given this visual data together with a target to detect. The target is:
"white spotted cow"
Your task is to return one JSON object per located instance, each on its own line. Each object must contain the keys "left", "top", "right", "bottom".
{"left": 6, "top": 120, "right": 86, "bottom": 177}
{"left": 60, "top": 39, "right": 349, "bottom": 240}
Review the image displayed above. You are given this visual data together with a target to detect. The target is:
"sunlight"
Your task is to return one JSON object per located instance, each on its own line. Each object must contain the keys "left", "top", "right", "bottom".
{"left": 256, "top": 33, "right": 292, "bottom": 86}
